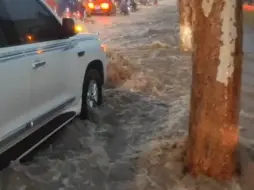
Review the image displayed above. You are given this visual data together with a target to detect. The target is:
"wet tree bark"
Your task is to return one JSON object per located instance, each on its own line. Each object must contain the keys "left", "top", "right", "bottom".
{"left": 186, "top": 0, "right": 243, "bottom": 180}
{"left": 179, "top": 0, "right": 194, "bottom": 52}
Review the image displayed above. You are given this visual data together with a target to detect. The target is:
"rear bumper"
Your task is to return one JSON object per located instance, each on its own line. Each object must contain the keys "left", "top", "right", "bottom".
{"left": 88, "top": 8, "right": 111, "bottom": 14}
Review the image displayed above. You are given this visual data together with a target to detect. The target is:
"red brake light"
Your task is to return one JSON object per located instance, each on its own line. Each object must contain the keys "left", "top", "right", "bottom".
{"left": 88, "top": 2, "right": 94, "bottom": 9}
{"left": 101, "top": 3, "right": 109, "bottom": 9}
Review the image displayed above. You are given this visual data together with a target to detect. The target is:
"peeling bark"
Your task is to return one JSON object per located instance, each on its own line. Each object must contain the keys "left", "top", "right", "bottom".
{"left": 179, "top": 0, "right": 194, "bottom": 52}
{"left": 186, "top": 0, "right": 243, "bottom": 180}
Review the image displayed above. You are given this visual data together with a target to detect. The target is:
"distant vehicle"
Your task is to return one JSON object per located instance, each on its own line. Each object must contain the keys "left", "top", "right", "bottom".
{"left": 84, "top": 0, "right": 117, "bottom": 16}
{"left": 58, "top": 0, "right": 87, "bottom": 20}
{"left": 243, "top": 0, "right": 254, "bottom": 11}
{"left": 127, "top": 0, "right": 138, "bottom": 12}
{"left": 45, "top": 0, "right": 58, "bottom": 11}
{"left": 119, "top": 0, "right": 129, "bottom": 15}
{"left": 62, "top": 6, "right": 87, "bottom": 21}
{"left": 243, "top": 0, "right": 254, "bottom": 5}
{"left": 0, "top": 0, "right": 108, "bottom": 167}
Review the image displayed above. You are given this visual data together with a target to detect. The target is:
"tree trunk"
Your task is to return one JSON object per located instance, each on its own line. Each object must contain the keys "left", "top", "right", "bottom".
{"left": 179, "top": 0, "right": 193, "bottom": 52}
{"left": 186, "top": 0, "right": 243, "bottom": 180}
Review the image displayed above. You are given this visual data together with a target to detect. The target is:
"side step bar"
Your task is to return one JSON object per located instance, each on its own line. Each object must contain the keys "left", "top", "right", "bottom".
{"left": 0, "top": 112, "right": 76, "bottom": 170}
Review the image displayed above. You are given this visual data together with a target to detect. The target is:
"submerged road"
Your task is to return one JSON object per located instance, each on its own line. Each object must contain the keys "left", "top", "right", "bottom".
{"left": 241, "top": 25, "right": 254, "bottom": 139}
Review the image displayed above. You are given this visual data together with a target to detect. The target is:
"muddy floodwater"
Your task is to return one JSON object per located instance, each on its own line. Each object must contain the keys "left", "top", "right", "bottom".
{"left": 0, "top": 1, "right": 254, "bottom": 190}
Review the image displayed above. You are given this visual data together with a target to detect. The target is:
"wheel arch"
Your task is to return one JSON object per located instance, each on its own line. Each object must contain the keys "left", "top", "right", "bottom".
{"left": 85, "top": 59, "right": 104, "bottom": 84}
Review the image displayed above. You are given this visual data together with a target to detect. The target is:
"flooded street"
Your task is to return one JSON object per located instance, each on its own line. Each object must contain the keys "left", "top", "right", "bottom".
{"left": 1, "top": 1, "right": 254, "bottom": 189}
{"left": 241, "top": 24, "right": 254, "bottom": 139}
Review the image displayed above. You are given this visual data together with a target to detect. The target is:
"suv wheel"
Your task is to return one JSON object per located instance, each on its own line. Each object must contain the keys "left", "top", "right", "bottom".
{"left": 80, "top": 69, "right": 102, "bottom": 120}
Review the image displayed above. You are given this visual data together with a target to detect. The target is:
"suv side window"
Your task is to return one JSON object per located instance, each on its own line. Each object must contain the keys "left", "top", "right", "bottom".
{"left": 0, "top": 29, "right": 8, "bottom": 48}
{"left": 1, "top": 0, "right": 64, "bottom": 46}
{"left": 0, "top": 3, "right": 20, "bottom": 47}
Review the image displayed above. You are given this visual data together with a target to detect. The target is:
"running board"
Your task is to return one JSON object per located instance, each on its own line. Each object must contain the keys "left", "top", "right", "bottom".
{"left": 0, "top": 112, "right": 76, "bottom": 170}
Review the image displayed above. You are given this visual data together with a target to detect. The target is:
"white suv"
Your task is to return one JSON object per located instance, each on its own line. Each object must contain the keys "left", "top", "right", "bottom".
{"left": 0, "top": 0, "right": 108, "bottom": 162}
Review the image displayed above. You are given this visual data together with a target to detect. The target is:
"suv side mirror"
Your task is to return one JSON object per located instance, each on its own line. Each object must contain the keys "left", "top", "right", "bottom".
{"left": 62, "top": 18, "right": 76, "bottom": 37}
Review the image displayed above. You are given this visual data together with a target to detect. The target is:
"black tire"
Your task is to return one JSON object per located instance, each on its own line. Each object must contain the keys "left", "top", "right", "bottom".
{"left": 107, "top": 11, "right": 116, "bottom": 16}
{"left": 111, "top": 6, "right": 117, "bottom": 15}
{"left": 107, "top": 8, "right": 116, "bottom": 16}
{"left": 112, "top": 10, "right": 117, "bottom": 15}
{"left": 80, "top": 69, "right": 103, "bottom": 120}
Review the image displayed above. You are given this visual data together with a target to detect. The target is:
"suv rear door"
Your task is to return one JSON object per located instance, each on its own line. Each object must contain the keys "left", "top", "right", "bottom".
{"left": 0, "top": 8, "right": 31, "bottom": 141}
{"left": 3, "top": 0, "right": 75, "bottom": 127}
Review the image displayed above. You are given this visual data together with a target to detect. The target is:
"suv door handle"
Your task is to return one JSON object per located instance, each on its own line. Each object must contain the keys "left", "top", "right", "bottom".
{"left": 32, "top": 61, "right": 46, "bottom": 69}
{"left": 77, "top": 51, "right": 85, "bottom": 57}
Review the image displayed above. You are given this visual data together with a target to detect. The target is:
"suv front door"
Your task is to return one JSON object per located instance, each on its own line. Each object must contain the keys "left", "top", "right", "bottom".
{"left": 0, "top": 7, "right": 31, "bottom": 140}
{"left": 4, "top": 0, "right": 75, "bottom": 127}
